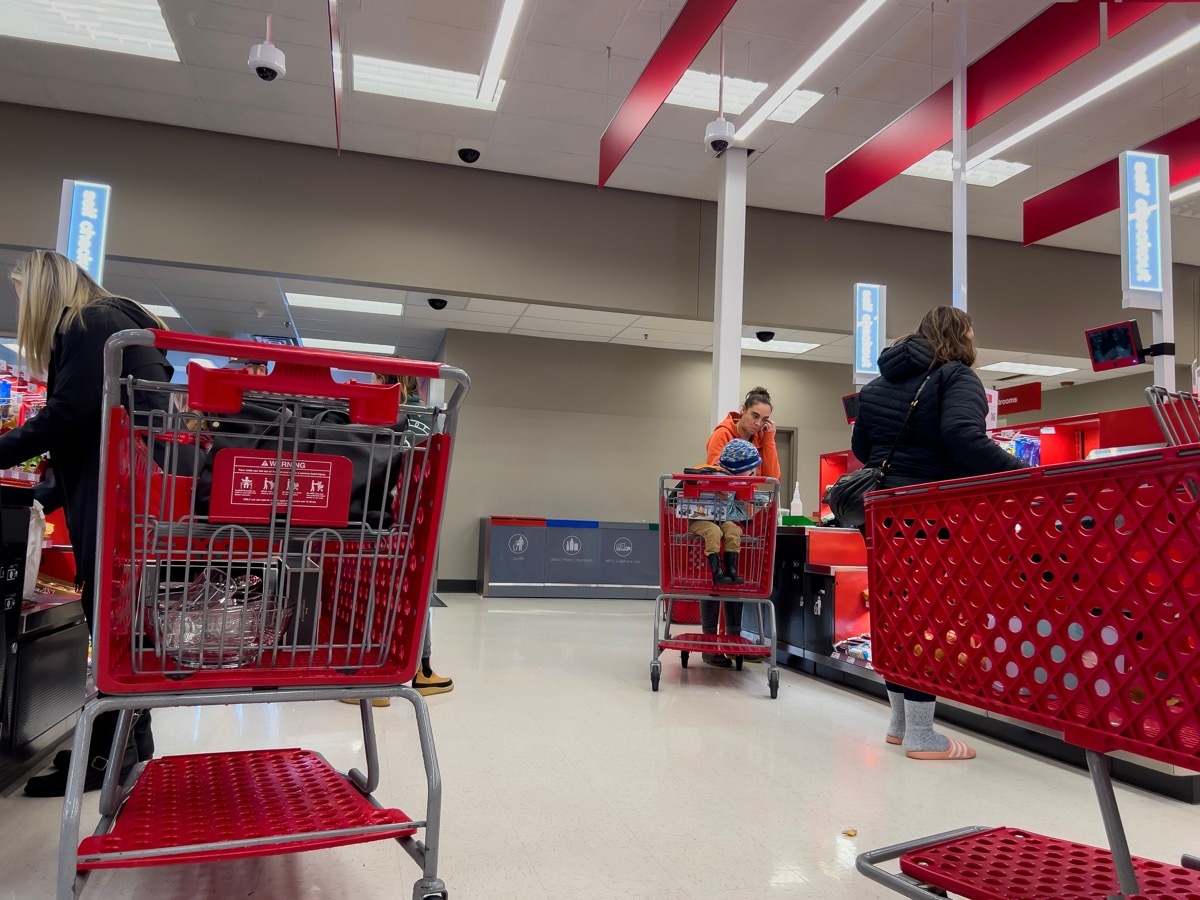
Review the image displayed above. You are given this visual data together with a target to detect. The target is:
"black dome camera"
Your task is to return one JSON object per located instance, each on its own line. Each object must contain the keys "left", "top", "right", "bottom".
{"left": 457, "top": 147, "right": 481, "bottom": 164}
{"left": 427, "top": 298, "right": 448, "bottom": 310}
{"left": 756, "top": 330, "right": 776, "bottom": 343}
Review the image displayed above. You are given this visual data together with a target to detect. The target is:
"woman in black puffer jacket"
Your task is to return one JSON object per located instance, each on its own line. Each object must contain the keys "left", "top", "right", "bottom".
{"left": 852, "top": 306, "right": 1025, "bottom": 762}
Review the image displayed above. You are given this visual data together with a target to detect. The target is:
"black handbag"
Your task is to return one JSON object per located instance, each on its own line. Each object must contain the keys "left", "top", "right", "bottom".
{"left": 824, "top": 369, "right": 936, "bottom": 527}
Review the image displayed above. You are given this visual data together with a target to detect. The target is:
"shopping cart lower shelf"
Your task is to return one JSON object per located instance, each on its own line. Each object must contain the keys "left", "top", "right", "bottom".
{"left": 885, "top": 827, "right": 1200, "bottom": 900}
{"left": 656, "top": 631, "right": 772, "bottom": 667}
{"left": 77, "top": 748, "right": 417, "bottom": 869}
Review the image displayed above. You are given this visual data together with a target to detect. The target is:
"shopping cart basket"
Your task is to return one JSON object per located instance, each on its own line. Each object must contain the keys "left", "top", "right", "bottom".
{"left": 651, "top": 473, "right": 781, "bottom": 698}
{"left": 56, "top": 330, "right": 468, "bottom": 900}
{"left": 856, "top": 446, "right": 1200, "bottom": 899}
{"left": 1147, "top": 384, "right": 1200, "bottom": 447}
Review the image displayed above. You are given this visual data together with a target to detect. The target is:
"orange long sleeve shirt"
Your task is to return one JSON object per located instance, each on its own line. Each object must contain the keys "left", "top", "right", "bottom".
{"left": 705, "top": 412, "right": 781, "bottom": 481}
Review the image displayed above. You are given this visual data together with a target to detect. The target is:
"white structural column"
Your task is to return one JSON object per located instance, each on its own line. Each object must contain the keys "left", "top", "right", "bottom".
{"left": 951, "top": 0, "right": 968, "bottom": 310}
{"left": 711, "top": 146, "right": 749, "bottom": 427}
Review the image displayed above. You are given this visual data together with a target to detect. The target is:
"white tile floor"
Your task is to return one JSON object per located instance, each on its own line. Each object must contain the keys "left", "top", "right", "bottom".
{"left": 1, "top": 595, "right": 1196, "bottom": 899}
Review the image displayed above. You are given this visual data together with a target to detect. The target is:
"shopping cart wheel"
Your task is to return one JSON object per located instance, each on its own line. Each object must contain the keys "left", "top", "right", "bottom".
{"left": 413, "top": 877, "right": 448, "bottom": 900}
{"left": 651, "top": 661, "right": 661, "bottom": 692}
{"left": 735, "top": 655, "right": 744, "bottom": 671}
{"left": 680, "top": 650, "right": 689, "bottom": 669}
{"left": 768, "top": 668, "right": 779, "bottom": 699}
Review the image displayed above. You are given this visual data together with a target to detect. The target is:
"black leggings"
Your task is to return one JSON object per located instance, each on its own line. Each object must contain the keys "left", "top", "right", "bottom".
{"left": 884, "top": 680, "right": 935, "bottom": 703}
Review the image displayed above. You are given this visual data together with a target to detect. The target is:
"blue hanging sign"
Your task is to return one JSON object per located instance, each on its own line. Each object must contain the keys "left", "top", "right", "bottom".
{"left": 56, "top": 179, "right": 111, "bottom": 283}
{"left": 853, "top": 283, "right": 886, "bottom": 386}
{"left": 1119, "top": 151, "right": 1166, "bottom": 309}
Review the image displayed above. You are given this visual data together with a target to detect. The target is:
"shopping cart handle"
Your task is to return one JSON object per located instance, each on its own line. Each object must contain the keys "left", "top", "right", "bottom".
{"left": 148, "top": 331, "right": 442, "bottom": 426}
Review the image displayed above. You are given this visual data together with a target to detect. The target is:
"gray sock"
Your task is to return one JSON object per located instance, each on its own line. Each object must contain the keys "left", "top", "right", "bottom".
{"left": 902, "top": 700, "right": 949, "bottom": 753}
{"left": 886, "top": 690, "right": 905, "bottom": 740}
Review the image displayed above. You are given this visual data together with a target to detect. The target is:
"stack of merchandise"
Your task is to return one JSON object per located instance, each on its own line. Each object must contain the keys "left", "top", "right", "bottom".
{"left": 0, "top": 362, "right": 48, "bottom": 482}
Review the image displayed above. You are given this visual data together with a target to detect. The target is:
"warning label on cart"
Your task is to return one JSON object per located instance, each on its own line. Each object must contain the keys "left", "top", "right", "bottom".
{"left": 209, "top": 449, "right": 353, "bottom": 528}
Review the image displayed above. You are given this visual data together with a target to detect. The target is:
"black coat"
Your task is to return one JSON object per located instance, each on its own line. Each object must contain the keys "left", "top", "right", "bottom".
{"left": 851, "top": 336, "right": 1025, "bottom": 487}
{"left": 0, "top": 298, "right": 171, "bottom": 587}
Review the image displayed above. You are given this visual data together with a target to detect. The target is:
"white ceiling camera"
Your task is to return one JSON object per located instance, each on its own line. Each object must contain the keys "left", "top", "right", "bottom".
{"left": 704, "top": 117, "right": 735, "bottom": 158}
{"left": 249, "top": 15, "right": 285, "bottom": 82}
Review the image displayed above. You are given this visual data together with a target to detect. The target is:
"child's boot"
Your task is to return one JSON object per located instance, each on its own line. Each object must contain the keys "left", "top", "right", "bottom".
{"left": 706, "top": 552, "right": 724, "bottom": 586}
{"left": 723, "top": 551, "right": 744, "bottom": 584}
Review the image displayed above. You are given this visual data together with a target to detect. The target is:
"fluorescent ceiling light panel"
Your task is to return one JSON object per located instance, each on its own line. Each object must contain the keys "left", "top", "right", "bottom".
{"left": 353, "top": 55, "right": 504, "bottom": 111}
{"left": 666, "top": 71, "right": 822, "bottom": 124}
{"left": 979, "top": 362, "right": 1078, "bottom": 377}
{"left": 903, "top": 150, "right": 1030, "bottom": 187}
{"left": 1170, "top": 179, "right": 1200, "bottom": 203}
{"left": 736, "top": 0, "right": 887, "bottom": 142}
{"left": 142, "top": 303, "right": 180, "bottom": 318}
{"left": 668, "top": 71, "right": 766, "bottom": 115}
{"left": 477, "top": 0, "right": 524, "bottom": 103}
{"left": 0, "top": 0, "right": 179, "bottom": 61}
{"left": 303, "top": 338, "right": 396, "bottom": 355}
{"left": 768, "top": 89, "right": 823, "bottom": 124}
{"left": 969, "top": 22, "right": 1200, "bottom": 169}
{"left": 286, "top": 292, "right": 405, "bottom": 317}
{"left": 741, "top": 337, "right": 820, "bottom": 355}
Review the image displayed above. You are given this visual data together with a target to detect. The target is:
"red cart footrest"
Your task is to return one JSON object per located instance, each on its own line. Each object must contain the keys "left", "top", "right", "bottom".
{"left": 78, "top": 748, "right": 416, "bottom": 869}
{"left": 658, "top": 632, "right": 770, "bottom": 656}
{"left": 900, "top": 827, "right": 1200, "bottom": 899}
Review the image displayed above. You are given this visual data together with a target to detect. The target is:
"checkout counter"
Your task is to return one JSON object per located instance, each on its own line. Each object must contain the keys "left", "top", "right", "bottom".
{"left": 756, "top": 403, "right": 1200, "bottom": 803}
{"left": 0, "top": 485, "right": 88, "bottom": 791}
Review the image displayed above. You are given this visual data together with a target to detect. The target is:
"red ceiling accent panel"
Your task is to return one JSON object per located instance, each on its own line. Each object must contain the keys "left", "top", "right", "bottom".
{"left": 1023, "top": 117, "right": 1200, "bottom": 245}
{"left": 825, "top": 3, "right": 1108, "bottom": 219}
{"left": 598, "top": 0, "right": 737, "bottom": 188}
{"left": 1106, "top": 2, "right": 1166, "bottom": 39}
{"left": 824, "top": 83, "right": 952, "bottom": 221}
{"left": 965, "top": 3, "right": 1100, "bottom": 126}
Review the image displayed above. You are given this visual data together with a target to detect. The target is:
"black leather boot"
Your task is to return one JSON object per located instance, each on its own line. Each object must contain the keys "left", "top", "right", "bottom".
{"left": 723, "top": 551, "right": 745, "bottom": 585}
{"left": 706, "top": 552, "right": 724, "bottom": 586}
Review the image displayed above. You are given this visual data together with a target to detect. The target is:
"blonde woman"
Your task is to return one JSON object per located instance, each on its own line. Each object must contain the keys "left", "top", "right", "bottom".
{"left": 1, "top": 250, "right": 171, "bottom": 797}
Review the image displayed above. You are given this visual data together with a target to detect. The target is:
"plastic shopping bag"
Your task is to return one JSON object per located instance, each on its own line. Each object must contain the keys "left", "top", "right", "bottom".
{"left": 24, "top": 501, "right": 45, "bottom": 600}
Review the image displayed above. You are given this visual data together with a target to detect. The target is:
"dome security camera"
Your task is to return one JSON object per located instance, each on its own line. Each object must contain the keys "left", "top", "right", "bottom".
{"left": 704, "top": 117, "right": 735, "bottom": 157}
{"left": 457, "top": 147, "right": 481, "bottom": 164}
{"left": 427, "top": 298, "right": 448, "bottom": 310}
{"left": 756, "top": 330, "right": 776, "bottom": 343}
{"left": 249, "top": 16, "right": 285, "bottom": 81}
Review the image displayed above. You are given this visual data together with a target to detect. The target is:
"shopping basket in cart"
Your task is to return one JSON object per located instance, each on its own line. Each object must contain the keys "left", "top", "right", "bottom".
{"left": 856, "top": 445, "right": 1200, "bottom": 900}
{"left": 651, "top": 473, "right": 781, "bottom": 698}
{"left": 56, "top": 330, "right": 468, "bottom": 900}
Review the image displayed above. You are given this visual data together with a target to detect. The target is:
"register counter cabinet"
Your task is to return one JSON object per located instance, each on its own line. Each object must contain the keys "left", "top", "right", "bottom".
{"left": 746, "top": 524, "right": 1200, "bottom": 804}
{"left": 0, "top": 490, "right": 88, "bottom": 792}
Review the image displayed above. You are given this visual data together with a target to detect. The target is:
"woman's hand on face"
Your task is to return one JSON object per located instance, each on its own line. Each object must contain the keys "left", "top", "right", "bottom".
{"left": 760, "top": 419, "right": 774, "bottom": 436}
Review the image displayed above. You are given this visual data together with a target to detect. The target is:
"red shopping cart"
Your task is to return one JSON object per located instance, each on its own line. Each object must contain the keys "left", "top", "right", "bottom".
{"left": 856, "top": 445, "right": 1200, "bottom": 899}
{"left": 651, "top": 473, "right": 781, "bottom": 698}
{"left": 56, "top": 331, "right": 468, "bottom": 900}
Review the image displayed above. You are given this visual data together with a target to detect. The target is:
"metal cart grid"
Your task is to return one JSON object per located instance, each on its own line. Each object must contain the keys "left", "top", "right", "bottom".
{"left": 57, "top": 330, "right": 468, "bottom": 900}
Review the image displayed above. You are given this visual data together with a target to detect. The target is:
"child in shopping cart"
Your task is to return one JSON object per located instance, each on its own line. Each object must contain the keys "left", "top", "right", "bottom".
{"left": 685, "top": 438, "right": 761, "bottom": 586}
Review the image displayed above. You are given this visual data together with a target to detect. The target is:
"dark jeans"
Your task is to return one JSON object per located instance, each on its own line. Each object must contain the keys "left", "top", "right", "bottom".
{"left": 700, "top": 599, "right": 743, "bottom": 636}
{"left": 80, "top": 581, "right": 153, "bottom": 767}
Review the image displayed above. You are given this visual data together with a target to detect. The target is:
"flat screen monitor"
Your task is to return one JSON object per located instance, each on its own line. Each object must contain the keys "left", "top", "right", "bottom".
{"left": 842, "top": 393, "right": 860, "bottom": 424}
{"left": 1085, "top": 320, "right": 1143, "bottom": 372}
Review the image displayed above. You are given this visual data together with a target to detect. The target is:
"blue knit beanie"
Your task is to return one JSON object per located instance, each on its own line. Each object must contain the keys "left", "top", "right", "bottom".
{"left": 719, "top": 439, "right": 761, "bottom": 475}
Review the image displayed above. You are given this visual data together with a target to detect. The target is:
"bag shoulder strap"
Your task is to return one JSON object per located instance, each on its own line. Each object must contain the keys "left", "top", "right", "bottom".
{"left": 878, "top": 367, "right": 936, "bottom": 477}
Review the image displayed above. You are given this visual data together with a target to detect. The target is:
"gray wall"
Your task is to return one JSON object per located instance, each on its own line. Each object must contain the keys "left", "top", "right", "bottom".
{"left": 2, "top": 102, "right": 1197, "bottom": 359}
{"left": 439, "top": 329, "right": 853, "bottom": 580}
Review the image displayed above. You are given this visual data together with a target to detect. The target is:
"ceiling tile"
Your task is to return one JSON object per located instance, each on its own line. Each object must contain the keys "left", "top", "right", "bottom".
{"left": 629, "top": 316, "right": 713, "bottom": 335}
{"left": 509, "top": 319, "right": 624, "bottom": 338}
{"left": 520, "top": 306, "right": 639, "bottom": 326}
{"left": 467, "top": 298, "right": 528, "bottom": 315}
{"left": 510, "top": 328, "right": 610, "bottom": 343}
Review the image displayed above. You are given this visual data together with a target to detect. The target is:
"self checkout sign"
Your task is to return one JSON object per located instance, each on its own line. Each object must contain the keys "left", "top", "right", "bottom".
{"left": 853, "top": 283, "right": 886, "bottom": 386}
{"left": 1119, "top": 151, "right": 1171, "bottom": 311}
{"left": 56, "top": 180, "right": 111, "bottom": 283}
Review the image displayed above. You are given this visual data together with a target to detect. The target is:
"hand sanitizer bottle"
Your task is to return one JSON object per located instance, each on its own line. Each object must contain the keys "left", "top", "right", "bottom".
{"left": 789, "top": 482, "right": 804, "bottom": 517}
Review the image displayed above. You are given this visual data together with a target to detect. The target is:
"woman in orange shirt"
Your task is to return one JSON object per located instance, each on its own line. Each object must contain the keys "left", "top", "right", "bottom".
{"left": 706, "top": 386, "right": 780, "bottom": 480}
{"left": 698, "top": 386, "right": 779, "bottom": 666}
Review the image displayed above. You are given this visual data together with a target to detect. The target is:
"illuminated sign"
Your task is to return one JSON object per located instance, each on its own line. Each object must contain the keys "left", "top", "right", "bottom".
{"left": 853, "top": 283, "right": 886, "bottom": 386}
{"left": 1119, "top": 151, "right": 1166, "bottom": 309}
{"left": 56, "top": 180, "right": 111, "bottom": 283}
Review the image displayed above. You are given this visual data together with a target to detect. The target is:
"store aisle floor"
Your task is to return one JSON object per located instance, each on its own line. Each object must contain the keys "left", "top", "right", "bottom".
{"left": 1, "top": 595, "right": 1196, "bottom": 899}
